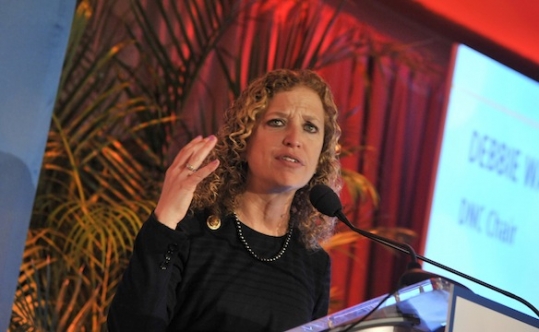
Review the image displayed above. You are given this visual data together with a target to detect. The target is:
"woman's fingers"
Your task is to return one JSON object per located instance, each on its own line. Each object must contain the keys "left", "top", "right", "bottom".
{"left": 185, "top": 158, "right": 220, "bottom": 180}
{"left": 170, "top": 135, "right": 217, "bottom": 174}
{"left": 169, "top": 135, "right": 203, "bottom": 170}
{"left": 154, "top": 135, "right": 219, "bottom": 229}
{"left": 181, "top": 135, "right": 218, "bottom": 174}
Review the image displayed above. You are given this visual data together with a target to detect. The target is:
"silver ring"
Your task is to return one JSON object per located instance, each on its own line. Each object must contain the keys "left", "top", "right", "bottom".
{"left": 186, "top": 163, "right": 198, "bottom": 172}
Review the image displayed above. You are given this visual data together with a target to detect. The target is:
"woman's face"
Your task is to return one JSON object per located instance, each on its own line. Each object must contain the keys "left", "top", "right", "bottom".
{"left": 244, "top": 85, "right": 325, "bottom": 194}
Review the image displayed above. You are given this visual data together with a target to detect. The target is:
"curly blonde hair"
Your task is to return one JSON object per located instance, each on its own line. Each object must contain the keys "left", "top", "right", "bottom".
{"left": 192, "top": 68, "right": 341, "bottom": 249}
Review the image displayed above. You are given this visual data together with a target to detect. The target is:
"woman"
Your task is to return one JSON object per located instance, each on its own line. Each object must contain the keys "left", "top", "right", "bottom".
{"left": 107, "top": 68, "right": 342, "bottom": 331}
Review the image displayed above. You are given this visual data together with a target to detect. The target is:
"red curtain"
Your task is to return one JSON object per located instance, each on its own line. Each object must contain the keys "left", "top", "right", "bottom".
{"left": 317, "top": 54, "right": 449, "bottom": 310}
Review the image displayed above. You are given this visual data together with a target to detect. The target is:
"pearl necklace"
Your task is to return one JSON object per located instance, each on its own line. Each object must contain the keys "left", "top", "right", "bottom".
{"left": 233, "top": 213, "right": 293, "bottom": 262}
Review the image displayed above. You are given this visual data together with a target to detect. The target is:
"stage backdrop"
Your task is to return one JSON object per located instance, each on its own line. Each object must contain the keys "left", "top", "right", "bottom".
{"left": 0, "top": 0, "right": 75, "bottom": 329}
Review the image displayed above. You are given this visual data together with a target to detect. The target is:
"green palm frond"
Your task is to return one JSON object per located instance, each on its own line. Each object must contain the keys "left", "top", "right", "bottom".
{"left": 11, "top": 0, "right": 162, "bottom": 330}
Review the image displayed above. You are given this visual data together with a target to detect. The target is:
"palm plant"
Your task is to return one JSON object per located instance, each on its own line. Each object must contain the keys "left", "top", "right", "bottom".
{"left": 10, "top": 1, "right": 155, "bottom": 330}
{"left": 9, "top": 0, "right": 416, "bottom": 329}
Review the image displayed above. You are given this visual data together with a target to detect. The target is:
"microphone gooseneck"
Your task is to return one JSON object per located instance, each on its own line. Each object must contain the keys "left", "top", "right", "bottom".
{"left": 309, "top": 184, "right": 539, "bottom": 318}
{"left": 309, "top": 183, "right": 423, "bottom": 272}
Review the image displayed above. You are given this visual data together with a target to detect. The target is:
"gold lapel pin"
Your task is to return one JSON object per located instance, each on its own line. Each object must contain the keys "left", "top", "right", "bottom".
{"left": 206, "top": 215, "right": 221, "bottom": 230}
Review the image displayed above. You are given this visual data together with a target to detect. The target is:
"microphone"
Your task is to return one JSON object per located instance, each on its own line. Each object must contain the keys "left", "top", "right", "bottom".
{"left": 309, "top": 184, "right": 539, "bottom": 317}
{"left": 309, "top": 183, "right": 427, "bottom": 283}
{"left": 309, "top": 183, "right": 421, "bottom": 269}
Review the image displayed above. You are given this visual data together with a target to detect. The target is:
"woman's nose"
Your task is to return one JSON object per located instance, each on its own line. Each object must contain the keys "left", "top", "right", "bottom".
{"left": 283, "top": 126, "right": 302, "bottom": 147}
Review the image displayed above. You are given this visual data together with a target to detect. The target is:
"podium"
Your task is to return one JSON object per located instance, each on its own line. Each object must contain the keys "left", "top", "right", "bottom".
{"left": 286, "top": 278, "right": 539, "bottom": 331}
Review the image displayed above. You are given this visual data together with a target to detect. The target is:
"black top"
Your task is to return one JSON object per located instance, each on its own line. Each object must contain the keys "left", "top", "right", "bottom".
{"left": 107, "top": 210, "right": 331, "bottom": 332}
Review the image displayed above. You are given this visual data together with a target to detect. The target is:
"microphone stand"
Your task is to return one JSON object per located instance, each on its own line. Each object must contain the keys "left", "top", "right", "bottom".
{"left": 334, "top": 209, "right": 539, "bottom": 317}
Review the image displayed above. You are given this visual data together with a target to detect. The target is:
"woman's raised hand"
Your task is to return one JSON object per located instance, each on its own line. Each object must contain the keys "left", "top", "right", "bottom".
{"left": 154, "top": 135, "right": 220, "bottom": 229}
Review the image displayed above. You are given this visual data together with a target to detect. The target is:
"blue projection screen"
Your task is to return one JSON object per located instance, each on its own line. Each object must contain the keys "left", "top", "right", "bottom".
{"left": 422, "top": 44, "right": 539, "bottom": 317}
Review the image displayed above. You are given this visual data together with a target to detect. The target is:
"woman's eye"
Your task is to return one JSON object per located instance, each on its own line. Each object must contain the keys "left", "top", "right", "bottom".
{"left": 304, "top": 123, "right": 319, "bottom": 133}
{"left": 268, "top": 119, "right": 285, "bottom": 127}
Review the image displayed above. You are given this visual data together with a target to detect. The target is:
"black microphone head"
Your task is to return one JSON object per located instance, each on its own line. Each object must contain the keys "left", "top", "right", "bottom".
{"left": 309, "top": 184, "right": 342, "bottom": 217}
